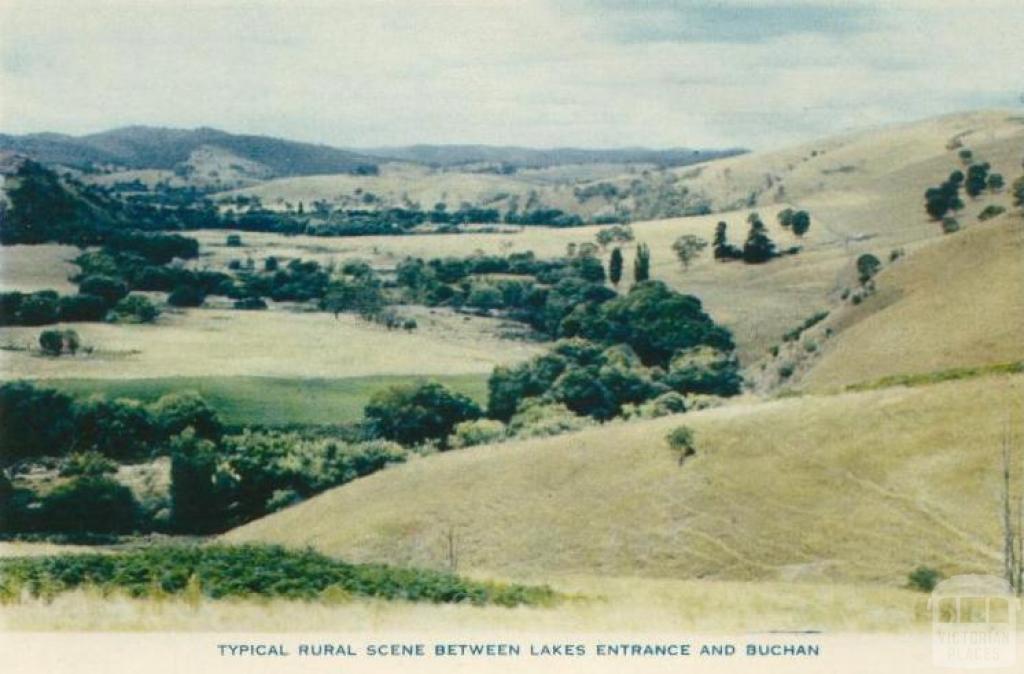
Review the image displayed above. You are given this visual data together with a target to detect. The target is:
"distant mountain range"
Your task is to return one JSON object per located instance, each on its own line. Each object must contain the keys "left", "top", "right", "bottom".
{"left": 0, "top": 126, "right": 746, "bottom": 177}
{"left": 358, "top": 144, "right": 746, "bottom": 168}
{"left": 0, "top": 127, "right": 380, "bottom": 177}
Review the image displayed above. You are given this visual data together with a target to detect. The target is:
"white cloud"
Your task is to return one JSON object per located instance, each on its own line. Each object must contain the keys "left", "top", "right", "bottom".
{"left": 1, "top": 0, "right": 1021, "bottom": 149}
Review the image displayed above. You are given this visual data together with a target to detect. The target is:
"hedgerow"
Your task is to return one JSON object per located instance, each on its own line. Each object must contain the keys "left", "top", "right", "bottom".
{"left": 0, "top": 544, "right": 557, "bottom": 607}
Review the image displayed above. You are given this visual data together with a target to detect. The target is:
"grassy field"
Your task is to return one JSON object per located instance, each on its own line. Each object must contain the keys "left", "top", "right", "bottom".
{"left": 0, "top": 304, "right": 542, "bottom": 380}
{"left": 0, "top": 244, "right": 82, "bottom": 294}
{"left": 43, "top": 374, "right": 488, "bottom": 426}
{"left": 0, "top": 575, "right": 932, "bottom": 632}
{"left": 227, "top": 373, "right": 1023, "bottom": 586}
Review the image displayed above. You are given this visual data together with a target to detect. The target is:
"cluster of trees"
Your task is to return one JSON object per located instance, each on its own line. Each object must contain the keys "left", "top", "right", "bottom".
{"left": 777, "top": 208, "right": 811, "bottom": 236}
{"left": 710, "top": 212, "right": 805, "bottom": 264}
{"left": 73, "top": 249, "right": 237, "bottom": 310}
{"left": 0, "top": 287, "right": 159, "bottom": 327}
{"left": 924, "top": 170, "right": 966, "bottom": 221}
{"left": 925, "top": 161, "right": 1004, "bottom": 224}
{"left": 0, "top": 382, "right": 411, "bottom": 536}
{"left": 38, "top": 328, "right": 82, "bottom": 356}
{"left": 0, "top": 160, "right": 206, "bottom": 256}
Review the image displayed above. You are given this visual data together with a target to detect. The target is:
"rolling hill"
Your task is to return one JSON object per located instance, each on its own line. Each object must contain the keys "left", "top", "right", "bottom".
{"left": 0, "top": 126, "right": 381, "bottom": 177}
{"left": 225, "top": 371, "right": 1022, "bottom": 585}
{"left": 224, "top": 109, "right": 1024, "bottom": 590}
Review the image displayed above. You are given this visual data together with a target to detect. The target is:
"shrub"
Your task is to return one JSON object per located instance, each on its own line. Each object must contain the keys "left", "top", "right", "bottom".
{"left": 39, "top": 329, "right": 67, "bottom": 356}
{"left": 507, "top": 401, "right": 595, "bottom": 439}
{"left": 111, "top": 294, "right": 160, "bottom": 323}
{"left": 148, "top": 391, "right": 223, "bottom": 441}
{"left": 58, "top": 293, "right": 109, "bottom": 322}
{"left": 226, "top": 234, "right": 243, "bottom": 247}
{"left": 59, "top": 451, "right": 118, "bottom": 477}
{"left": 41, "top": 476, "right": 138, "bottom": 533}
{"left": 0, "top": 382, "right": 77, "bottom": 465}
{"left": 665, "top": 346, "right": 743, "bottom": 396}
{"left": 665, "top": 426, "right": 696, "bottom": 464}
{"left": 16, "top": 293, "right": 60, "bottom": 325}
{"left": 622, "top": 391, "right": 687, "bottom": 419}
{"left": 908, "top": 566, "right": 942, "bottom": 592}
{"left": 364, "top": 382, "right": 482, "bottom": 447}
{"left": 167, "top": 284, "right": 206, "bottom": 307}
{"left": 941, "top": 217, "right": 960, "bottom": 234}
{"left": 78, "top": 275, "right": 129, "bottom": 305}
{"left": 0, "top": 544, "right": 556, "bottom": 606}
{"left": 448, "top": 419, "right": 507, "bottom": 449}
{"left": 73, "top": 396, "right": 157, "bottom": 460}
{"left": 978, "top": 204, "right": 1006, "bottom": 221}
{"left": 233, "top": 297, "right": 268, "bottom": 310}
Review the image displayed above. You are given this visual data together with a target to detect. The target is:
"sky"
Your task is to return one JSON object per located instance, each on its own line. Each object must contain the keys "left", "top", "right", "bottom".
{"left": 1, "top": 0, "right": 1022, "bottom": 150}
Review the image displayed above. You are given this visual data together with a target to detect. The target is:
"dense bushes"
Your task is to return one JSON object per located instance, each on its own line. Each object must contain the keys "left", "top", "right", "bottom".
{"left": 40, "top": 476, "right": 139, "bottom": 534}
{"left": 0, "top": 288, "right": 156, "bottom": 327}
{"left": 364, "top": 382, "right": 482, "bottom": 447}
{"left": 0, "top": 544, "right": 557, "bottom": 606}
{"left": 0, "top": 383, "right": 222, "bottom": 466}
{"left": 110, "top": 295, "right": 160, "bottom": 323}
{"left": 487, "top": 335, "right": 739, "bottom": 422}
{"left": 563, "top": 281, "right": 733, "bottom": 367}
{"left": 170, "top": 429, "right": 407, "bottom": 531}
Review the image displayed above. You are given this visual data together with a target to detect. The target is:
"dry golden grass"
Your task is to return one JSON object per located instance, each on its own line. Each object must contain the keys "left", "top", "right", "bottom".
{"left": 227, "top": 373, "right": 1023, "bottom": 586}
{"left": 0, "top": 244, "right": 81, "bottom": 294}
{"left": 0, "top": 305, "right": 541, "bottom": 380}
{"left": 802, "top": 214, "right": 1024, "bottom": 390}
{"left": 196, "top": 111, "right": 1024, "bottom": 363}
{"left": 0, "top": 576, "right": 931, "bottom": 633}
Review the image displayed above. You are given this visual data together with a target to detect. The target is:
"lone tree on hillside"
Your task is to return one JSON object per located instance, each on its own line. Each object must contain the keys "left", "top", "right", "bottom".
{"left": 856, "top": 253, "right": 881, "bottom": 284}
{"left": 608, "top": 247, "right": 624, "bottom": 287}
{"left": 777, "top": 208, "right": 795, "bottom": 228}
{"left": 671, "top": 235, "right": 708, "bottom": 270}
{"left": 790, "top": 210, "right": 811, "bottom": 237}
{"left": 633, "top": 242, "right": 651, "bottom": 283}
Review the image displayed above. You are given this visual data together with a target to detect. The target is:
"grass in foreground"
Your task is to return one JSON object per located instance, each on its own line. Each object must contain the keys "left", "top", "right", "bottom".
{"left": 0, "top": 575, "right": 936, "bottom": 633}
{"left": 42, "top": 374, "right": 488, "bottom": 426}
{"left": 0, "top": 544, "right": 556, "bottom": 608}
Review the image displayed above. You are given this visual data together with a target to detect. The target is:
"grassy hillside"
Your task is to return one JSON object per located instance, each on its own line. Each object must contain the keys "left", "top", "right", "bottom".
{"left": 800, "top": 214, "right": 1024, "bottom": 390}
{"left": 42, "top": 374, "right": 488, "bottom": 427}
{"left": 226, "top": 372, "right": 1023, "bottom": 586}
{"left": 203, "top": 110, "right": 1024, "bottom": 364}
{"left": 0, "top": 126, "right": 381, "bottom": 176}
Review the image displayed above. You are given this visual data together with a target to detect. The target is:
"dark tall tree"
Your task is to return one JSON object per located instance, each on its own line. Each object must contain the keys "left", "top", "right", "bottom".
{"left": 633, "top": 243, "right": 651, "bottom": 283}
{"left": 742, "top": 217, "right": 776, "bottom": 264}
{"left": 608, "top": 247, "right": 623, "bottom": 287}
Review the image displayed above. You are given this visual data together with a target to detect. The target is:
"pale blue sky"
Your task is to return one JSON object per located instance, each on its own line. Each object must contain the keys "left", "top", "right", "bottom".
{"left": 1, "top": 0, "right": 1022, "bottom": 149}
